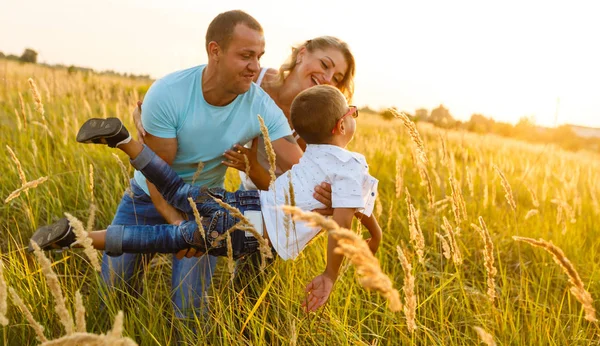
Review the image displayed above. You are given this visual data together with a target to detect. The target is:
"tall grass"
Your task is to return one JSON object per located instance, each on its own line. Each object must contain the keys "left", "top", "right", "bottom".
{"left": 1, "top": 59, "right": 599, "bottom": 344}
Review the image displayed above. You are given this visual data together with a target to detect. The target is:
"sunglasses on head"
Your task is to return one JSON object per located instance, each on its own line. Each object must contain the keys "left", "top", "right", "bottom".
{"left": 332, "top": 106, "right": 358, "bottom": 134}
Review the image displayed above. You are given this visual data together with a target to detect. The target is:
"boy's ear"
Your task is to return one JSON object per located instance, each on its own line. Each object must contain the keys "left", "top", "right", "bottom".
{"left": 337, "top": 119, "right": 346, "bottom": 135}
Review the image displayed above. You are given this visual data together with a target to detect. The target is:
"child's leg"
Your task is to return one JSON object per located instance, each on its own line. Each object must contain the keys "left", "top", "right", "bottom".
{"left": 104, "top": 221, "right": 205, "bottom": 256}
{"left": 128, "top": 145, "right": 201, "bottom": 214}
{"left": 77, "top": 117, "right": 201, "bottom": 213}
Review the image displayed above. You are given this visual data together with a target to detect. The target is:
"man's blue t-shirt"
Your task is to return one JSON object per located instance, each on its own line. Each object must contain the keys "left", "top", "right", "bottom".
{"left": 133, "top": 65, "right": 292, "bottom": 194}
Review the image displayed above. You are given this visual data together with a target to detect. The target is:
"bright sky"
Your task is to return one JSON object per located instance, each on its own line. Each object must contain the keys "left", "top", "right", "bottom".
{"left": 2, "top": 0, "right": 599, "bottom": 127}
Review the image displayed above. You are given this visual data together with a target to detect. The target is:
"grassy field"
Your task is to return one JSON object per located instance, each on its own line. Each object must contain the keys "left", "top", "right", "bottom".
{"left": 1, "top": 59, "right": 599, "bottom": 345}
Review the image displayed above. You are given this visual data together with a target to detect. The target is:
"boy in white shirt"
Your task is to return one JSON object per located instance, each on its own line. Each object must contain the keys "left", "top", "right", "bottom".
{"left": 31, "top": 85, "right": 382, "bottom": 311}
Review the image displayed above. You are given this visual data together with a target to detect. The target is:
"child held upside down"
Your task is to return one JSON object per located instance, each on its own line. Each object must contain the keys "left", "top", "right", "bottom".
{"left": 30, "top": 85, "right": 382, "bottom": 312}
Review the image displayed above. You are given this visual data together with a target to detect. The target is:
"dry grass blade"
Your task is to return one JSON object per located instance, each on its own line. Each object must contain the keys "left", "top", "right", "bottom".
{"left": 8, "top": 287, "right": 48, "bottom": 342}
{"left": 64, "top": 213, "right": 101, "bottom": 271}
{"left": 5, "top": 176, "right": 48, "bottom": 203}
{"left": 449, "top": 173, "right": 467, "bottom": 224}
{"left": 30, "top": 241, "right": 75, "bottom": 334}
{"left": 513, "top": 236, "right": 597, "bottom": 322}
{"left": 18, "top": 92, "right": 27, "bottom": 128}
{"left": 282, "top": 206, "right": 402, "bottom": 312}
{"left": 6, "top": 145, "right": 27, "bottom": 185}
{"left": 243, "top": 154, "right": 251, "bottom": 178}
{"left": 257, "top": 114, "right": 277, "bottom": 186}
{"left": 0, "top": 260, "right": 8, "bottom": 326}
{"left": 395, "top": 159, "right": 404, "bottom": 199}
{"left": 396, "top": 246, "right": 417, "bottom": 333}
{"left": 473, "top": 327, "right": 497, "bottom": 346}
{"left": 226, "top": 231, "right": 235, "bottom": 281}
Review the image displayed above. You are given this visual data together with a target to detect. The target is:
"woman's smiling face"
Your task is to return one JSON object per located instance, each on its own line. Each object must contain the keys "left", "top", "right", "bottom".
{"left": 293, "top": 46, "right": 348, "bottom": 91}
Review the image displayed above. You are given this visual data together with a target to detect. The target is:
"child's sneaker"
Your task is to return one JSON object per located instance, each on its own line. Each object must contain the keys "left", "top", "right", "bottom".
{"left": 28, "top": 218, "right": 76, "bottom": 252}
{"left": 76, "top": 117, "right": 131, "bottom": 148}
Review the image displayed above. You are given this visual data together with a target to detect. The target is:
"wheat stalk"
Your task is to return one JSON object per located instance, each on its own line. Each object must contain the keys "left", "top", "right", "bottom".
{"left": 191, "top": 161, "right": 205, "bottom": 185}
{"left": 397, "top": 246, "right": 417, "bottom": 333}
{"left": 188, "top": 197, "right": 206, "bottom": 243}
{"left": 525, "top": 209, "right": 539, "bottom": 220}
{"left": 494, "top": 165, "right": 516, "bottom": 212}
{"left": 5, "top": 176, "right": 48, "bottom": 203}
{"left": 18, "top": 92, "right": 27, "bottom": 128}
{"left": 28, "top": 78, "right": 45, "bottom": 117}
{"left": 74, "top": 291, "right": 86, "bottom": 333}
{"left": 6, "top": 145, "right": 27, "bottom": 185}
{"left": 472, "top": 217, "right": 497, "bottom": 303}
{"left": 30, "top": 241, "right": 75, "bottom": 334}
{"left": 449, "top": 173, "right": 467, "bottom": 224}
{"left": 257, "top": 114, "right": 277, "bottom": 187}
{"left": 435, "top": 232, "right": 451, "bottom": 259}
{"left": 405, "top": 189, "right": 425, "bottom": 264}
{"left": 64, "top": 213, "right": 101, "bottom": 271}
{"left": 395, "top": 159, "right": 404, "bottom": 199}
{"left": 441, "top": 217, "right": 462, "bottom": 265}
{"left": 513, "top": 236, "right": 597, "bottom": 322}
{"left": 392, "top": 110, "right": 428, "bottom": 166}
{"left": 473, "top": 327, "right": 497, "bottom": 346}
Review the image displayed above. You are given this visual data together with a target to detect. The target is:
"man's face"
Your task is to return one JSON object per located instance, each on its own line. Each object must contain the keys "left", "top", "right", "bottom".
{"left": 217, "top": 24, "right": 265, "bottom": 95}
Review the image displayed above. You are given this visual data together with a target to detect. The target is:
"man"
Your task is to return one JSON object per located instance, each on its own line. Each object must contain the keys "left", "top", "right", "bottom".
{"left": 101, "top": 10, "right": 303, "bottom": 320}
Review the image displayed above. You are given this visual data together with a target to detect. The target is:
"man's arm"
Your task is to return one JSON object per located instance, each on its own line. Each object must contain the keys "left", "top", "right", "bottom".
{"left": 271, "top": 135, "right": 303, "bottom": 171}
{"left": 303, "top": 208, "right": 355, "bottom": 312}
{"left": 143, "top": 133, "right": 184, "bottom": 225}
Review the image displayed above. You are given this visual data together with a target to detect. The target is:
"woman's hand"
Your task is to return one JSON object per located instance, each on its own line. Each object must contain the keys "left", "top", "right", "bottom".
{"left": 223, "top": 137, "right": 259, "bottom": 173}
{"left": 312, "top": 182, "right": 333, "bottom": 215}
{"left": 132, "top": 101, "right": 146, "bottom": 144}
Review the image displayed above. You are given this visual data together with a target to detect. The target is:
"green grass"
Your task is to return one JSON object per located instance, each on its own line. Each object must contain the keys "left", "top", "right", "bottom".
{"left": 1, "top": 59, "right": 599, "bottom": 345}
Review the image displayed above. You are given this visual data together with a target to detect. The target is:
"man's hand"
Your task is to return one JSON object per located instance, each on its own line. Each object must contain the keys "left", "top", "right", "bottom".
{"left": 222, "top": 137, "right": 259, "bottom": 173}
{"left": 302, "top": 273, "right": 335, "bottom": 312}
{"left": 175, "top": 248, "right": 205, "bottom": 260}
{"left": 312, "top": 182, "right": 333, "bottom": 216}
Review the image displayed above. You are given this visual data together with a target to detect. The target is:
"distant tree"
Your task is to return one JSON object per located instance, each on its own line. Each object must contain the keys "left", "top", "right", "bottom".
{"left": 6, "top": 54, "right": 19, "bottom": 61}
{"left": 414, "top": 108, "right": 429, "bottom": 121}
{"left": 429, "top": 104, "right": 455, "bottom": 128}
{"left": 0, "top": 52, "right": 5, "bottom": 59}
{"left": 467, "top": 113, "right": 495, "bottom": 133}
{"left": 359, "top": 105, "right": 375, "bottom": 114}
{"left": 20, "top": 48, "right": 38, "bottom": 63}
{"left": 68, "top": 65, "right": 77, "bottom": 74}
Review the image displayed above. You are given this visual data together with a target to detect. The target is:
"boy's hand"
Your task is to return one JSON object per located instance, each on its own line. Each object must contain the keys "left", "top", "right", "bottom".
{"left": 302, "top": 273, "right": 335, "bottom": 312}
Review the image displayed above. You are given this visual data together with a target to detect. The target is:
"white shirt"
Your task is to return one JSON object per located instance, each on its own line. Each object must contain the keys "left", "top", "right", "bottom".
{"left": 260, "top": 144, "right": 379, "bottom": 260}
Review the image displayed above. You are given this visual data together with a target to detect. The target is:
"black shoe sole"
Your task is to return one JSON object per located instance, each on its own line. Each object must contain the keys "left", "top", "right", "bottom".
{"left": 28, "top": 218, "right": 73, "bottom": 252}
{"left": 76, "top": 118, "right": 124, "bottom": 147}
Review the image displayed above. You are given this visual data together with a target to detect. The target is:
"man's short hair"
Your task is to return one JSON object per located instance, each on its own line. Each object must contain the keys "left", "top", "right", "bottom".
{"left": 291, "top": 85, "right": 348, "bottom": 144}
{"left": 205, "top": 10, "right": 263, "bottom": 53}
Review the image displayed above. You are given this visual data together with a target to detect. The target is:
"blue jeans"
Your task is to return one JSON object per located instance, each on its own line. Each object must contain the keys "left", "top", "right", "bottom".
{"left": 104, "top": 145, "right": 263, "bottom": 258}
{"left": 100, "top": 180, "right": 218, "bottom": 320}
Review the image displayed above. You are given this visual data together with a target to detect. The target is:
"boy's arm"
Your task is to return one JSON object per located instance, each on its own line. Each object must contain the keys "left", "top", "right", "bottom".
{"left": 143, "top": 133, "right": 185, "bottom": 225}
{"left": 271, "top": 135, "right": 303, "bottom": 171}
{"left": 355, "top": 212, "right": 382, "bottom": 254}
{"left": 303, "top": 207, "right": 355, "bottom": 312}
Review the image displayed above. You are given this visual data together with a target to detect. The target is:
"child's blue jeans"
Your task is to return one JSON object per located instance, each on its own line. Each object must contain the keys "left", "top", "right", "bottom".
{"left": 104, "top": 145, "right": 264, "bottom": 259}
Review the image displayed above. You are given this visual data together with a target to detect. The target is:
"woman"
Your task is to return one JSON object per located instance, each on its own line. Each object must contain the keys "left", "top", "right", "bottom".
{"left": 134, "top": 36, "right": 356, "bottom": 194}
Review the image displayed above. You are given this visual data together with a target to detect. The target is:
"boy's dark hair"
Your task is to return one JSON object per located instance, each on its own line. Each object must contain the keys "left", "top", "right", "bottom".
{"left": 291, "top": 85, "right": 348, "bottom": 144}
{"left": 205, "top": 10, "right": 263, "bottom": 53}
